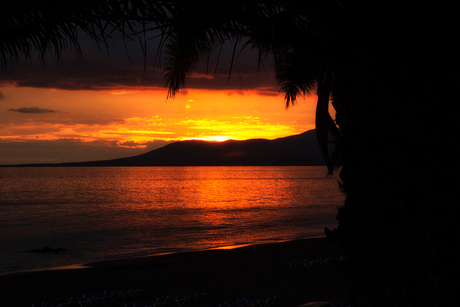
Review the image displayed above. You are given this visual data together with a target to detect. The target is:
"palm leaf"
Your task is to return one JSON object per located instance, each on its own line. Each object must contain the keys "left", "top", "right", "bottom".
{"left": 275, "top": 48, "right": 319, "bottom": 107}
{"left": 163, "top": 26, "right": 219, "bottom": 98}
{"left": 0, "top": 0, "right": 172, "bottom": 66}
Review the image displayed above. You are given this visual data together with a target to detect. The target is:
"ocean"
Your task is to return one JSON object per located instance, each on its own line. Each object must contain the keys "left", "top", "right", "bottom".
{"left": 0, "top": 166, "right": 344, "bottom": 275}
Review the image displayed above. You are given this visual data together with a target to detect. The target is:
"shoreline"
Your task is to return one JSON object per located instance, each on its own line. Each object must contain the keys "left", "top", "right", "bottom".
{"left": 86, "top": 236, "right": 328, "bottom": 269}
{"left": 0, "top": 237, "right": 350, "bottom": 307}
{"left": 1, "top": 236, "right": 327, "bottom": 277}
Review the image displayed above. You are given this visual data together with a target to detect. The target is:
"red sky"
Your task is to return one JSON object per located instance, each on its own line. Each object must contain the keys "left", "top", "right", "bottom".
{"left": 0, "top": 35, "right": 320, "bottom": 164}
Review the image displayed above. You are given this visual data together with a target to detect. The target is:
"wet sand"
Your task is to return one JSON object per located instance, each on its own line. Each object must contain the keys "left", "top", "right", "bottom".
{"left": 0, "top": 237, "right": 350, "bottom": 307}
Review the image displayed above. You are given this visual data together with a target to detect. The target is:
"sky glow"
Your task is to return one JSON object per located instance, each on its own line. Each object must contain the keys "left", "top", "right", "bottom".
{"left": 0, "top": 37, "right": 319, "bottom": 164}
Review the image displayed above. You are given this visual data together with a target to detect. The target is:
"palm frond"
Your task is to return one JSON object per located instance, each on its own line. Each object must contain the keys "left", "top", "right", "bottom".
{"left": 163, "top": 26, "right": 219, "bottom": 98}
{"left": 0, "top": 0, "right": 172, "bottom": 66}
{"left": 161, "top": 1, "right": 258, "bottom": 97}
{"left": 275, "top": 47, "right": 319, "bottom": 108}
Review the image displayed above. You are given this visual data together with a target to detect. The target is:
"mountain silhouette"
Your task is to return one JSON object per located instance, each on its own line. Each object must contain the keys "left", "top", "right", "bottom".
{"left": 6, "top": 130, "right": 329, "bottom": 166}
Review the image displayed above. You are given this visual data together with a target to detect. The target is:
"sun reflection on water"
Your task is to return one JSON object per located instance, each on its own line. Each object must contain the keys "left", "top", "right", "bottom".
{"left": 0, "top": 166, "right": 344, "bottom": 273}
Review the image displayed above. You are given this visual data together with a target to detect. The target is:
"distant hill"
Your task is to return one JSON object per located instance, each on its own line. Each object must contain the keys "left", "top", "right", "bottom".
{"left": 6, "top": 130, "right": 329, "bottom": 166}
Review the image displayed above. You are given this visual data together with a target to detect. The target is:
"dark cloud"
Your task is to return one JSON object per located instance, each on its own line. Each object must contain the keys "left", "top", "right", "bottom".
{"left": 0, "top": 37, "right": 277, "bottom": 92}
{"left": 0, "top": 90, "right": 5, "bottom": 99}
{"left": 226, "top": 91, "right": 246, "bottom": 96}
{"left": 256, "top": 89, "right": 280, "bottom": 97}
{"left": 0, "top": 60, "right": 276, "bottom": 91}
{"left": 8, "top": 107, "right": 56, "bottom": 113}
{"left": 0, "top": 59, "right": 165, "bottom": 91}
{"left": 2, "top": 115, "right": 125, "bottom": 127}
{"left": 119, "top": 140, "right": 143, "bottom": 148}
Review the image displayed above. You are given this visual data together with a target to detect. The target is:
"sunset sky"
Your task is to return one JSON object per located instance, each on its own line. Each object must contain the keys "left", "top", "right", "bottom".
{"left": 0, "top": 34, "right": 319, "bottom": 164}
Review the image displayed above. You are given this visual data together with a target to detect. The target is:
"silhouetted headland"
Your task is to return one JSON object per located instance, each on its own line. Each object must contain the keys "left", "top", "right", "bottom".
{"left": 3, "top": 130, "right": 330, "bottom": 167}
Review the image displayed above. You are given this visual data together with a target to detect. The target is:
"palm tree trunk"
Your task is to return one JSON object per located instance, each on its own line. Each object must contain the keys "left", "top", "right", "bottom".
{"left": 328, "top": 31, "right": 459, "bottom": 306}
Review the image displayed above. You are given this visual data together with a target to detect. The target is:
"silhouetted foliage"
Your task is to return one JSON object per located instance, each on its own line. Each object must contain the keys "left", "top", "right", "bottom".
{"left": 2, "top": 1, "right": 459, "bottom": 306}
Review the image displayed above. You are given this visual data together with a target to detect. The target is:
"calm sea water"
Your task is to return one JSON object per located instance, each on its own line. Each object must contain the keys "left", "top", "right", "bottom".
{"left": 0, "top": 166, "right": 343, "bottom": 274}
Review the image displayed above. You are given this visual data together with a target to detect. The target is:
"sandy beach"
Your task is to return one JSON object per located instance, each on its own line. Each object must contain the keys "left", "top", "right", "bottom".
{"left": 0, "top": 237, "right": 350, "bottom": 307}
